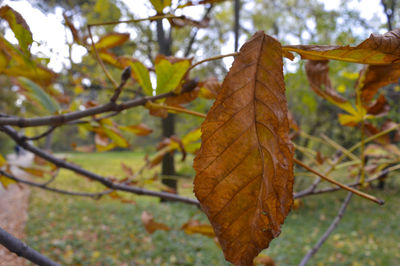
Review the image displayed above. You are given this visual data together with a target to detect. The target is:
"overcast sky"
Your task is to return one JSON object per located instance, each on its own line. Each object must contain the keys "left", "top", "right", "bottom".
{"left": 0, "top": 0, "right": 387, "bottom": 72}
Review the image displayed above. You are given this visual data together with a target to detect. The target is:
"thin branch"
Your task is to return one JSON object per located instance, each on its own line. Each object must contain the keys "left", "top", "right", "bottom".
{"left": 294, "top": 158, "right": 384, "bottom": 205}
{"left": 299, "top": 187, "right": 354, "bottom": 266}
{"left": 0, "top": 226, "right": 60, "bottom": 266}
{"left": 40, "top": 168, "right": 59, "bottom": 186}
{"left": 0, "top": 170, "right": 110, "bottom": 198}
{"left": 292, "top": 151, "right": 342, "bottom": 198}
{"left": 0, "top": 91, "right": 174, "bottom": 127}
{"left": 25, "top": 126, "right": 57, "bottom": 141}
{"left": 0, "top": 126, "right": 200, "bottom": 206}
{"left": 184, "top": 5, "right": 214, "bottom": 57}
{"left": 110, "top": 66, "right": 131, "bottom": 102}
{"left": 320, "top": 134, "right": 360, "bottom": 163}
{"left": 87, "top": 25, "right": 118, "bottom": 88}
{"left": 295, "top": 163, "right": 400, "bottom": 198}
{"left": 187, "top": 52, "right": 239, "bottom": 72}
{"left": 88, "top": 14, "right": 184, "bottom": 27}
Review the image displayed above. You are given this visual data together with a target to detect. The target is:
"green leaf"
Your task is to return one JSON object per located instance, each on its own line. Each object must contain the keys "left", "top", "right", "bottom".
{"left": 131, "top": 61, "right": 153, "bottom": 95}
{"left": 0, "top": 5, "right": 33, "bottom": 55}
{"left": 102, "top": 127, "right": 129, "bottom": 148}
{"left": 155, "top": 58, "right": 190, "bottom": 94}
{"left": 17, "top": 77, "right": 60, "bottom": 113}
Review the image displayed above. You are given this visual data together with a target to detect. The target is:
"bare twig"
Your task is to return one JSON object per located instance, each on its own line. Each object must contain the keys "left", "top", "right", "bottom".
{"left": 25, "top": 126, "right": 57, "bottom": 141}
{"left": 320, "top": 134, "right": 360, "bottom": 162}
{"left": 88, "top": 14, "right": 184, "bottom": 27}
{"left": 0, "top": 170, "right": 110, "bottom": 198}
{"left": 110, "top": 66, "right": 131, "bottom": 102}
{"left": 184, "top": 5, "right": 214, "bottom": 57}
{"left": 295, "top": 163, "right": 400, "bottom": 198}
{"left": 299, "top": 188, "right": 354, "bottom": 266}
{"left": 87, "top": 25, "right": 118, "bottom": 88}
{"left": 187, "top": 52, "right": 239, "bottom": 73}
{"left": 0, "top": 91, "right": 174, "bottom": 127}
{"left": 294, "top": 158, "right": 384, "bottom": 205}
{"left": 0, "top": 126, "right": 200, "bottom": 206}
{"left": 0, "top": 226, "right": 60, "bottom": 266}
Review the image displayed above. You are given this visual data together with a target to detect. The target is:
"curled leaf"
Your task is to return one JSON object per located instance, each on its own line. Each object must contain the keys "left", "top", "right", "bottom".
{"left": 357, "top": 64, "right": 400, "bottom": 103}
{"left": 118, "top": 123, "right": 153, "bottom": 136}
{"left": 366, "top": 94, "right": 390, "bottom": 116}
{"left": 194, "top": 31, "right": 294, "bottom": 265}
{"left": 305, "top": 60, "right": 347, "bottom": 103}
{"left": 284, "top": 29, "right": 400, "bottom": 64}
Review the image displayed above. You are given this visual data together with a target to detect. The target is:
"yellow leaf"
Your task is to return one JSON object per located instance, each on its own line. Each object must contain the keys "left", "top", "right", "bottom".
{"left": 0, "top": 154, "right": 6, "bottom": 167}
{"left": 0, "top": 174, "right": 16, "bottom": 189}
{"left": 337, "top": 84, "right": 346, "bottom": 93}
{"left": 342, "top": 71, "right": 359, "bottom": 80}
{"left": 284, "top": 29, "right": 400, "bottom": 64}
{"left": 94, "top": 32, "right": 130, "bottom": 50}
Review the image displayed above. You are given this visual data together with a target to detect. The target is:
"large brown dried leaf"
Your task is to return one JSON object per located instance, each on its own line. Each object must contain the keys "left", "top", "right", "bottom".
{"left": 284, "top": 29, "right": 400, "bottom": 64}
{"left": 193, "top": 31, "right": 294, "bottom": 266}
{"left": 357, "top": 64, "right": 400, "bottom": 103}
{"left": 305, "top": 60, "right": 347, "bottom": 103}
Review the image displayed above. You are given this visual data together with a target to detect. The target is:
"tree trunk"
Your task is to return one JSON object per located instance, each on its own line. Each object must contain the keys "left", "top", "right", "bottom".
{"left": 156, "top": 20, "right": 177, "bottom": 193}
{"left": 234, "top": 0, "right": 241, "bottom": 52}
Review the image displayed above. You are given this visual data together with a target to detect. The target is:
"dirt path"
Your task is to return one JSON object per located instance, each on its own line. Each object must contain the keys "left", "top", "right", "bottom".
{"left": 0, "top": 153, "right": 33, "bottom": 266}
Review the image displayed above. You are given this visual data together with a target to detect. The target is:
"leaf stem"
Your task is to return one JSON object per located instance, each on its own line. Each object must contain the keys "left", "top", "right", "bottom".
{"left": 294, "top": 158, "right": 384, "bottom": 205}
{"left": 188, "top": 52, "right": 239, "bottom": 72}
{"left": 320, "top": 134, "right": 360, "bottom": 162}
{"left": 87, "top": 25, "right": 119, "bottom": 88}
{"left": 87, "top": 14, "right": 184, "bottom": 27}
{"left": 148, "top": 102, "right": 206, "bottom": 118}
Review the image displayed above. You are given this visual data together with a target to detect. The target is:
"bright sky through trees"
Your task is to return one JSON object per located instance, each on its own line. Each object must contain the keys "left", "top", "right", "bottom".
{"left": 1, "top": 0, "right": 387, "bottom": 72}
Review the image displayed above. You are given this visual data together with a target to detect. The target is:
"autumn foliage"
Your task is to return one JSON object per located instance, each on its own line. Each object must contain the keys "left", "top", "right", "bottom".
{"left": 194, "top": 32, "right": 294, "bottom": 265}
{"left": 1, "top": 2, "right": 400, "bottom": 266}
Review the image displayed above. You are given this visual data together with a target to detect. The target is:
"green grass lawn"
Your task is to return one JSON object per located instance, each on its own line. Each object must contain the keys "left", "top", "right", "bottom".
{"left": 25, "top": 152, "right": 400, "bottom": 265}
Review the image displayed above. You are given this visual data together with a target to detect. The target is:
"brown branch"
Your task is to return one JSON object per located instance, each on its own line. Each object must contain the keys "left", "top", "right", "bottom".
{"left": 184, "top": 5, "right": 214, "bottom": 57}
{"left": 87, "top": 25, "right": 118, "bottom": 88}
{"left": 0, "top": 91, "right": 173, "bottom": 127}
{"left": 0, "top": 126, "right": 200, "bottom": 206}
{"left": 0, "top": 170, "right": 110, "bottom": 199}
{"left": 294, "top": 151, "right": 342, "bottom": 198}
{"left": 25, "top": 126, "right": 57, "bottom": 141}
{"left": 0, "top": 226, "right": 60, "bottom": 266}
{"left": 295, "top": 164, "right": 400, "bottom": 198}
{"left": 299, "top": 187, "right": 354, "bottom": 266}
{"left": 294, "top": 158, "right": 384, "bottom": 205}
{"left": 110, "top": 66, "right": 131, "bottom": 102}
